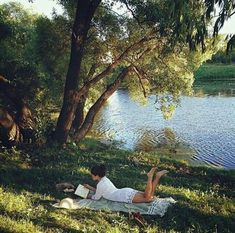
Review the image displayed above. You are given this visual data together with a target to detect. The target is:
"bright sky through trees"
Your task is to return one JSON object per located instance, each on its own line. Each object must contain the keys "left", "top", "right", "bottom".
{"left": 1, "top": 0, "right": 235, "bottom": 34}
{"left": 1, "top": 0, "right": 64, "bottom": 17}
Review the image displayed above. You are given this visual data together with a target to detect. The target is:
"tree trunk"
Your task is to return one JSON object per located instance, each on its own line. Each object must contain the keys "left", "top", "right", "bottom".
{"left": 54, "top": 0, "right": 101, "bottom": 144}
{"left": 75, "top": 66, "right": 131, "bottom": 142}
{"left": 0, "top": 76, "right": 35, "bottom": 147}
{"left": 72, "top": 95, "right": 87, "bottom": 131}
{"left": 0, "top": 109, "right": 22, "bottom": 147}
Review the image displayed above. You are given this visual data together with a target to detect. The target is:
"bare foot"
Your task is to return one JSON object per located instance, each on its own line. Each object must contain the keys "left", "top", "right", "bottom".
{"left": 147, "top": 167, "right": 157, "bottom": 177}
{"left": 156, "top": 170, "right": 168, "bottom": 178}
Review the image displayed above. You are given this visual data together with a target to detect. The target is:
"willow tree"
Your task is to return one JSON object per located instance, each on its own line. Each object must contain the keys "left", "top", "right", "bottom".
{"left": 0, "top": 0, "right": 233, "bottom": 146}
{"left": 53, "top": 0, "right": 231, "bottom": 144}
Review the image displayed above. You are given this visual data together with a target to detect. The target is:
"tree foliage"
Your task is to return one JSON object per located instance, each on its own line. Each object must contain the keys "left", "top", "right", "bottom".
{"left": 0, "top": 0, "right": 231, "bottom": 146}
{"left": 52, "top": 0, "right": 227, "bottom": 143}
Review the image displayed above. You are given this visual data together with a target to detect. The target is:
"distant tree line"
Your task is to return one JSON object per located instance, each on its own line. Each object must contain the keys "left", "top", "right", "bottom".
{"left": 207, "top": 49, "right": 235, "bottom": 64}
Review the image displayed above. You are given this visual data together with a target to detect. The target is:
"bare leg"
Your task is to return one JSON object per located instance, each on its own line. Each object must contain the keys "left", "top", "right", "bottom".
{"left": 144, "top": 167, "right": 156, "bottom": 198}
{"left": 132, "top": 167, "right": 157, "bottom": 203}
{"left": 150, "top": 170, "right": 168, "bottom": 197}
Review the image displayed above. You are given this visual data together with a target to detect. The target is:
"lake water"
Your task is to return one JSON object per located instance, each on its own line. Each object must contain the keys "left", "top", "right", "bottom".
{"left": 92, "top": 81, "right": 235, "bottom": 169}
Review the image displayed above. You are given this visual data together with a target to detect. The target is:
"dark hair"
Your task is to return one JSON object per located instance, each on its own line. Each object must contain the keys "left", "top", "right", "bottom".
{"left": 91, "top": 164, "right": 106, "bottom": 177}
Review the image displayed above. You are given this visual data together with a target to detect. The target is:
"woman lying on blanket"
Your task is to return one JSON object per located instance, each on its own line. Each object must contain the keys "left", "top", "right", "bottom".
{"left": 84, "top": 165, "right": 168, "bottom": 203}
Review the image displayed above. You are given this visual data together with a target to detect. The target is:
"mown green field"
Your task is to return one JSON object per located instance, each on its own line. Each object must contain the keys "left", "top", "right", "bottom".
{"left": 194, "top": 64, "right": 235, "bottom": 81}
{"left": 0, "top": 140, "right": 234, "bottom": 233}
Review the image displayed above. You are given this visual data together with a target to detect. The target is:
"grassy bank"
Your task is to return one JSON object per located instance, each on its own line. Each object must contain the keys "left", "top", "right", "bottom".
{"left": 0, "top": 140, "right": 234, "bottom": 233}
{"left": 194, "top": 64, "right": 235, "bottom": 81}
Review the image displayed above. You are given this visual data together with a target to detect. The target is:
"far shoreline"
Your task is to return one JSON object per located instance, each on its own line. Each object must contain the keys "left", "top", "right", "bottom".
{"left": 194, "top": 63, "right": 235, "bottom": 81}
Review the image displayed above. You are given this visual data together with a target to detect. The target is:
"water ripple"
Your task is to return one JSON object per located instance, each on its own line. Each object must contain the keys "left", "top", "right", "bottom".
{"left": 93, "top": 90, "right": 235, "bottom": 169}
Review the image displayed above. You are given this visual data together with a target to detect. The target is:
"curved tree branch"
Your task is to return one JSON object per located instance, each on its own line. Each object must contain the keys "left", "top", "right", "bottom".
{"left": 74, "top": 35, "right": 156, "bottom": 103}
{"left": 133, "top": 66, "right": 147, "bottom": 98}
{"left": 74, "top": 66, "right": 132, "bottom": 142}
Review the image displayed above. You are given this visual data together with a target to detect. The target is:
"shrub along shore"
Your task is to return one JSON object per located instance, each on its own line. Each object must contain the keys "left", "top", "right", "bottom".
{"left": 0, "top": 139, "right": 234, "bottom": 233}
{"left": 194, "top": 64, "right": 235, "bottom": 81}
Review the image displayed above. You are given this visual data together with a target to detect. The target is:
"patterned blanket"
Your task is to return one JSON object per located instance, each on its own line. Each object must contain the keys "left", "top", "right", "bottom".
{"left": 53, "top": 197, "right": 176, "bottom": 216}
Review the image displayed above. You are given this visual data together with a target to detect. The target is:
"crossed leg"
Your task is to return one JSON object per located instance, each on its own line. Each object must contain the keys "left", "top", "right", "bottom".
{"left": 150, "top": 170, "right": 168, "bottom": 197}
{"left": 132, "top": 167, "right": 168, "bottom": 203}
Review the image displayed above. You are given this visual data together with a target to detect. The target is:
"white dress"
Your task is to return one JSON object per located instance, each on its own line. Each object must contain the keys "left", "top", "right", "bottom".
{"left": 91, "top": 176, "right": 138, "bottom": 203}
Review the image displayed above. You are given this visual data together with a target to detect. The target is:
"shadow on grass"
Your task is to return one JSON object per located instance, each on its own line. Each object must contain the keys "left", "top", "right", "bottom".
{"left": 151, "top": 203, "right": 235, "bottom": 233}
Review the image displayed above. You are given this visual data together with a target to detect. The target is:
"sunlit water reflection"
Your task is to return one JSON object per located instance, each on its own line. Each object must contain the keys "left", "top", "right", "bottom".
{"left": 92, "top": 82, "right": 235, "bottom": 169}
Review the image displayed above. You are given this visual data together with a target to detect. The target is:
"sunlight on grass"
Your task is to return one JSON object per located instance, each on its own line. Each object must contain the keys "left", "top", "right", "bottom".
{"left": 0, "top": 216, "right": 42, "bottom": 233}
{"left": 0, "top": 187, "right": 32, "bottom": 214}
{"left": 78, "top": 166, "right": 91, "bottom": 175}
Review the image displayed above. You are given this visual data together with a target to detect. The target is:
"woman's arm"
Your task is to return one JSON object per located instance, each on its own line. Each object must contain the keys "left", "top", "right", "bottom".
{"left": 90, "top": 182, "right": 105, "bottom": 200}
{"left": 83, "top": 184, "right": 96, "bottom": 192}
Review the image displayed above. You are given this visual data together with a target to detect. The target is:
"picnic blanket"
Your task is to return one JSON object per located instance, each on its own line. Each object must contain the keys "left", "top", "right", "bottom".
{"left": 53, "top": 197, "right": 176, "bottom": 216}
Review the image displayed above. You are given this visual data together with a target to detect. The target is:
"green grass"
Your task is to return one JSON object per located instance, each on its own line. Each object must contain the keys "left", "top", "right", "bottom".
{"left": 194, "top": 64, "right": 235, "bottom": 81}
{"left": 0, "top": 140, "right": 234, "bottom": 233}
